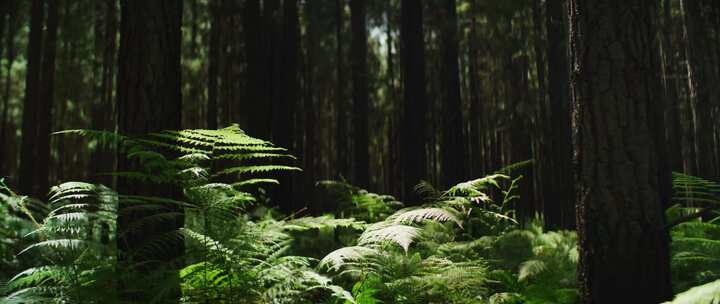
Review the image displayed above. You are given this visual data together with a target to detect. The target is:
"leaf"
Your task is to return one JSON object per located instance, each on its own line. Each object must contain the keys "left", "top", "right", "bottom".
{"left": 319, "top": 246, "right": 379, "bottom": 271}
{"left": 359, "top": 224, "right": 421, "bottom": 252}
{"left": 664, "top": 279, "right": 720, "bottom": 304}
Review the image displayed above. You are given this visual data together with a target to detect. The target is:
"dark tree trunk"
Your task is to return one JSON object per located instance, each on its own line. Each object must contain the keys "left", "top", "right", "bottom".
{"left": 400, "top": 0, "right": 427, "bottom": 203}
{"left": 681, "top": 0, "right": 717, "bottom": 180}
{"left": 440, "top": 0, "right": 465, "bottom": 188}
{"left": 467, "top": 0, "right": 483, "bottom": 178}
{"left": 206, "top": 1, "right": 219, "bottom": 130}
{"left": 116, "top": 0, "right": 183, "bottom": 301}
{"left": 273, "top": 0, "right": 299, "bottom": 213}
{"left": 568, "top": 0, "right": 673, "bottom": 302}
{"left": 544, "top": 0, "right": 574, "bottom": 229}
{"left": 303, "top": 0, "right": 320, "bottom": 212}
{"left": 34, "top": 0, "right": 59, "bottom": 198}
{"left": 244, "top": 0, "right": 268, "bottom": 138}
{"left": 661, "top": 0, "right": 683, "bottom": 172}
{"left": 0, "top": 4, "right": 16, "bottom": 176}
{"left": 335, "top": 0, "right": 349, "bottom": 180}
{"left": 19, "top": 0, "right": 44, "bottom": 196}
{"left": 90, "top": 0, "right": 118, "bottom": 186}
{"left": 351, "top": 0, "right": 369, "bottom": 188}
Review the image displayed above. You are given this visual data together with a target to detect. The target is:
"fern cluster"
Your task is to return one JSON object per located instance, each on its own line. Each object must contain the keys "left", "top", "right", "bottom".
{"left": 5, "top": 125, "right": 720, "bottom": 303}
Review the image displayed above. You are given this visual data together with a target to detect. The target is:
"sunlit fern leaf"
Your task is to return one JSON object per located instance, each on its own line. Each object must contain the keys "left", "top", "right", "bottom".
{"left": 231, "top": 178, "right": 280, "bottom": 188}
{"left": 181, "top": 228, "right": 236, "bottom": 263}
{"left": 53, "top": 129, "right": 127, "bottom": 151}
{"left": 445, "top": 174, "right": 510, "bottom": 197}
{"left": 18, "top": 239, "right": 92, "bottom": 255}
{"left": 214, "top": 165, "right": 302, "bottom": 177}
{"left": 389, "top": 207, "right": 463, "bottom": 228}
{"left": 664, "top": 279, "right": 720, "bottom": 304}
{"left": 283, "top": 215, "right": 366, "bottom": 232}
{"left": 319, "top": 246, "right": 379, "bottom": 271}
{"left": 518, "top": 259, "right": 547, "bottom": 282}
{"left": 302, "top": 271, "right": 356, "bottom": 303}
{"left": 359, "top": 224, "right": 422, "bottom": 252}
{"left": 7, "top": 266, "right": 71, "bottom": 290}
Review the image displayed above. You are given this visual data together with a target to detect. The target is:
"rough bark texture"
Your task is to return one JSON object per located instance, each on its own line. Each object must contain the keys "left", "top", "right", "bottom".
{"left": 34, "top": 0, "right": 59, "bottom": 199}
{"left": 90, "top": 0, "right": 118, "bottom": 187}
{"left": 336, "top": 0, "right": 349, "bottom": 180}
{"left": 0, "top": 4, "right": 16, "bottom": 176}
{"left": 351, "top": 0, "right": 369, "bottom": 188}
{"left": 545, "top": 0, "right": 575, "bottom": 229}
{"left": 661, "top": 0, "right": 683, "bottom": 172}
{"left": 116, "top": 0, "right": 183, "bottom": 301}
{"left": 273, "top": 0, "right": 299, "bottom": 213}
{"left": 400, "top": 0, "right": 427, "bottom": 203}
{"left": 681, "top": 0, "right": 717, "bottom": 180}
{"left": 568, "top": 1, "right": 673, "bottom": 302}
{"left": 440, "top": 0, "right": 465, "bottom": 188}
{"left": 206, "top": 1, "right": 220, "bottom": 130}
{"left": 19, "top": 0, "right": 44, "bottom": 196}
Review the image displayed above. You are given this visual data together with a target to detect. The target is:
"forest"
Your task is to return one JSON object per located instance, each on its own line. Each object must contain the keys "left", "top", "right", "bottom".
{"left": 0, "top": 0, "right": 719, "bottom": 303}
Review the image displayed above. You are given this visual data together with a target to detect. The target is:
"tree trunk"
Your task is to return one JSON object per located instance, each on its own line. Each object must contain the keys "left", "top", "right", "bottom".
{"left": 244, "top": 0, "right": 268, "bottom": 138}
{"left": 568, "top": 0, "right": 672, "bottom": 302}
{"left": 206, "top": 1, "right": 219, "bottom": 130}
{"left": 351, "top": 0, "right": 369, "bottom": 188}
{"left": 116, "top": 0, "right": 183, "bottom": 301}
{"left": 440, "top": 0, "right": 465, "bottom": 188}
{"left": 0, "top": 4, "right": 16, "bottom": 176}
{"left": 19, "top": 0, "right": 44, "bottom": 196}
{"left": 544, "top": 0, "right": 575, "bottom": 229}
{"left": 400, "top": 0, "right": 427, "bottom": 203}
{"left": 34, "top": 0, "right": 59, "bottom": 199}
{"left": 273, "top": 0, "right": 299, "bottom": 213}
{"left": 681, "top": 0, "right": 718, "bottom": 180}
{"left": 661, "top": 0, "right": 683, "bottom": 172}
{"left": 335, "top": 0, "right": 349, "bottom": 180}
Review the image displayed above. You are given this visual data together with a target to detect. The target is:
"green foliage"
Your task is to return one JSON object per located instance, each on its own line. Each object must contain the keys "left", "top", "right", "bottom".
{"left": 8, "top": 126, "right": 720, "bottom": 304}
{"left": 665, "top": 279, "right": 720, "bottom": 304}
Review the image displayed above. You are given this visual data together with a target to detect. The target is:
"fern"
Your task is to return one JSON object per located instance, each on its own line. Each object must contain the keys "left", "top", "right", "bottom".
{"left": 665, "top": 279, "right": 720, "bottom": 304}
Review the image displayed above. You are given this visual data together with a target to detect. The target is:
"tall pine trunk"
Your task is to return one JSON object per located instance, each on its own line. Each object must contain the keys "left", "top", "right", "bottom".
{"left": 569, "top": 0, "right": 672, "bottom": 302}
{"left": 400, "top": 0, "right": 427, "bottom": 203}
{"left": 351, "top": 0, "right": 369, "bottom": 188}
{"left": 206, "top": 1, "right": 220, "bottom": 130}
{"left": 440, "top": 0, "right": 465, "bottom": 188}
{"left": 0, "top": 5, "right": 16, "bottom": 176}
{"left": 116, "top": 1, "right": 183, "bottom": 301}
{"left": 34, "top": 0, "right": 59, "bottom": 198}
{"left": 19, "top": 0, "right": 44, "bottom": 196}
{"left": 336, "top": 0, "right": 349, "bottom": 180}
{"left": 681, "top": 0, "right": 718, "bottom": 180}
{"left": 544, "top": 0, "right": 574, "bottom": 229}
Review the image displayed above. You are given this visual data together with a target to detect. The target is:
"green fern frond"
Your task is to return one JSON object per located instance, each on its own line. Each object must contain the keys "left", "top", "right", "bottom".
{"left": 359, "top": 224, "right": 422, "bottom": 252}
{"left": 389, "top": 207, "right": 463, "bottom": 228}
{"left": 665, "top": 279, "right": 720, "bottom": 304}
{"left": 319, "top": 246, "right": 379, "bottom": 271}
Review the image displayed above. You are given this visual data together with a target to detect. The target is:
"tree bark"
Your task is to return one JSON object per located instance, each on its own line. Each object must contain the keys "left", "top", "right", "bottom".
{"left": 661, "top": 0, "right": 683, "bottom": 172}
{"left": 400, "top": 0, "right": 427, "bottom": 203}
{"left": 19, "top": 0, "right": 44, "bottom": 196}
{"left": 351, "top": 0, "right": 369, "bottom": 188}
{"left": 544, "top": 0, "right": 575, "bottom": 229}
{"left": 34, "top": 0, "right": 59, "bottom": 199}
{"left": 681, "top": 0, "right": 718, "bottom": 180}
{"left": 336, "top": 0, "right": 349, "bottom": 180}
{"left": 273, "top": 0, "right": 299, "bottom": 213}
{"left": 206, "top": 1, "right": 220, "bottom": 130}
{"left": 116, "top": 0, "right": 183, "bottom": 301}
{"left": 440, "top": 0, "right": 465, "bottom": 188}
{"left": 568, "top": 0, "right": 672, "bottom": 302}
{"left": 0, "top": 4, "right": 15, "bottom": 176}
